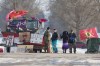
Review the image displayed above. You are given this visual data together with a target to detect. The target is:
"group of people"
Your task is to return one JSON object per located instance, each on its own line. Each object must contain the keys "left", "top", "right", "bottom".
{"left": 43, "top": 27, "right": 76, "bottom": 53}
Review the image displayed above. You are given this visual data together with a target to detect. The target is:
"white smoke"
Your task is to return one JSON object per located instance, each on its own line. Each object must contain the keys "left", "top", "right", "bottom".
{"left": 35, "top": 0, "right": 50, "bottom": 19}
{"left": 34, "top": 0, "right": 56, "bottom": 27}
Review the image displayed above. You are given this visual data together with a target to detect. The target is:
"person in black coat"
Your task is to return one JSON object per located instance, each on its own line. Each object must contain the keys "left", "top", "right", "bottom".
{"left": 61, "top": 31, "right": 69, "bottom": 53}
{"left": 51, "top": 29, "right": 58, "bottom": 53}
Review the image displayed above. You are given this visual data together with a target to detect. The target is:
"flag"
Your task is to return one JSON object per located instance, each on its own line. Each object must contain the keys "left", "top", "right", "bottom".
{"left": 6, "top": 10, "right": 28, "bottom": 21}
{"left": 79, "top": 27, "right": 98, "bottom": 40}
{"left": 39, "top": 18, "right": 47, "bottom": 23}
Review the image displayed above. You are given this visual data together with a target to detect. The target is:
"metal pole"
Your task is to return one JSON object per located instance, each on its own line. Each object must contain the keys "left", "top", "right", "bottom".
{"left": 13, "top": 0, "right": 17, "bottom": 10}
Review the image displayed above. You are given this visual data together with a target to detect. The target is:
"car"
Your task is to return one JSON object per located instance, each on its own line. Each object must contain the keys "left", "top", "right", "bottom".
{"left": 76, "top": 42, "right": 86, "bottom": 48}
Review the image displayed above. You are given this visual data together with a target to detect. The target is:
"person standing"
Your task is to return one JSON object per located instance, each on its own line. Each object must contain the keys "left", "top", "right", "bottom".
{"left": 43, "top": 27, "right": 51, "bottom": 53}
{"left": 61, "top": 31, "right": 69, "bottom": 53}
{"left": 68, "top": 30, "right": 76, "bottom": 53}
{"left": 51, "top": 29, "right": 58, "bottom": 53}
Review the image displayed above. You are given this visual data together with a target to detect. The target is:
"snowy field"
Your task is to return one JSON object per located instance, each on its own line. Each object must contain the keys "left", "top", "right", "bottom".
{"left": 57, "top": 40, "right": 87, "bottom": 54}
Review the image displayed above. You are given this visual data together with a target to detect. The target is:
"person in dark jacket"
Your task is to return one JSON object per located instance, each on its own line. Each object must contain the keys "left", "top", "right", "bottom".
{"left": 51, "top": 29, "right": 58, "bottom": 53}
{"left": 61, "top": 31, "right": 69, "bottom": 53}
{"left": 68, "top": 30, "right": 76, "bottom": 53}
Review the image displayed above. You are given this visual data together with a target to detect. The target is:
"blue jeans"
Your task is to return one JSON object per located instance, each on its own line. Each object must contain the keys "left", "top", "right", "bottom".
{"left": 52, "top": 40, "right": 58, "bottom": 53}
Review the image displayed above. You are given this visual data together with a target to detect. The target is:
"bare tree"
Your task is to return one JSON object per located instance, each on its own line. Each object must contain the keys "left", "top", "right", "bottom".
{"left": 2, "top": 0, "right": 41, "bottom": 16}
{"left": 50, "top": 0, "right": 100, "bottom": 41}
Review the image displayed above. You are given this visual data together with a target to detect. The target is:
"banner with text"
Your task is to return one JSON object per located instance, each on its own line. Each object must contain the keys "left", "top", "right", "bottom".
{"left": 30, "top": 34, "right": 43, "bottom": 44}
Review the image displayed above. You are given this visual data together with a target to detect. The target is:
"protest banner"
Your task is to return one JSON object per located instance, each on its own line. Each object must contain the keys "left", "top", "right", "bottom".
{"left": 30, "top": 34, "right": 43, "bottom": 44}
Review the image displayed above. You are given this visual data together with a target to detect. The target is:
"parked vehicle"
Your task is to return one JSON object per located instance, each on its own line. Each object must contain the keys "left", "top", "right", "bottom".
{"left": 3, "top": 16, "right": 45, "bottom": 53}
{"left": 76, "top": 42, "right": 86, "bottom": 48}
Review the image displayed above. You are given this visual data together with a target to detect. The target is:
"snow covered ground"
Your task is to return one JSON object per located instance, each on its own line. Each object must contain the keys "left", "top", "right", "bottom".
{"left": 57, "top": 40, "right": 87, "bottom": 54}
{"left": 0, "top": 53, "right": 100, "bottom": 66}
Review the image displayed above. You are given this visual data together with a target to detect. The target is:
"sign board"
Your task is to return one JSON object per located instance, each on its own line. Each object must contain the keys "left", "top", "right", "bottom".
{"left": 6, "top": 35, "right": 14, "bottom": 46}
{"left": 0, "top": 31, "right": 5, "bottom": 44}
{"left": 2, "top": 32, "right": 19, "bottom": 45}
{"left": 0, "top": 37, "right": 6, "bottom": 44}
{"left": 9, "top": 19, "right": 26, "bottom": 28}
{"left": 30, "top": 34, "right": 43, "bottom": 44}
{"left": 9, "top": 19, "right": 38, "bottom": 32}
{"left": 10, "top": 47, "right": 17, "bottom": 53}
{"left": 14, "top": 37, "right": 22, "bottom": 44}
{"left": 19, "top": 32, "right": 30, "bottom": 42}
{"left": 17, "top": 45, "right": 33, "bottom": 53}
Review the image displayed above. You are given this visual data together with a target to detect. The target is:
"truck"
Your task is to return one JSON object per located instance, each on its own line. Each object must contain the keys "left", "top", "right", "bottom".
{"left": 3, "top": 17, "right": 45, "bottom": 53}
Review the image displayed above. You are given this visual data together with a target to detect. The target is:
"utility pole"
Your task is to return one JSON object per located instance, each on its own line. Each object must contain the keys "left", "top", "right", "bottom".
{"left": 13, "top": 0, "right": 17, "bottom": 10}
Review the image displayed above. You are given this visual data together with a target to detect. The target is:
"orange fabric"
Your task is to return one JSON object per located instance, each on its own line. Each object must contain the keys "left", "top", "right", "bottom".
{"left": 6, "top": 10, "right": 28, "bottom": 21}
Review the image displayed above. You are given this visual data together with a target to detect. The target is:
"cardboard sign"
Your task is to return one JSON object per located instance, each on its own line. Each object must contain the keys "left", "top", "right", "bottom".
{"left": 19, "top": 32, "right": 30, "bottom": 42}
{"left": 17, "top": 45, "right": 33, "bottom": 53}
{"left": 6, "top": 35, "right": 14, "bottom": 46}
{"left": 30, "top": 34, "right": 43, "bottom": 44}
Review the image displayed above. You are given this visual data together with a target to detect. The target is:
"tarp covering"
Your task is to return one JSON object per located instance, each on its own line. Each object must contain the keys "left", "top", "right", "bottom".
{"left": 86, "top": 38, "right": 100, "bottom": 53}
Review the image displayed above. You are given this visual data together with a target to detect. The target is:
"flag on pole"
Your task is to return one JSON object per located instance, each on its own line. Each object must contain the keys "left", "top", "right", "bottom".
{"left": 79, "top": 27, "right": 98, "bottom": 40}
{"left": 39, "top": 18, "right": 47, "bottom": 23}
{"left": 6, "top": 10, "right": 28, "bottom": 21}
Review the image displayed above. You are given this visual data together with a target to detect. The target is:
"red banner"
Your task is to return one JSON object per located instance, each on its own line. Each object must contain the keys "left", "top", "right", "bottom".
{"left": 79, "top": 27, "right": 98, "bottom": 40}
{"left": 6, "top": 10, "right": 28, "bottom": 21}
{"left": 39, "top": 18, "right": 47, "bottom": 23}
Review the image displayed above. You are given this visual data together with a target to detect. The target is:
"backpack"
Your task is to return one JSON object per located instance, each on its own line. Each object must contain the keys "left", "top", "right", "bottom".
{"left": 69, "top": 33, "right": 76, "bottom": 43}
